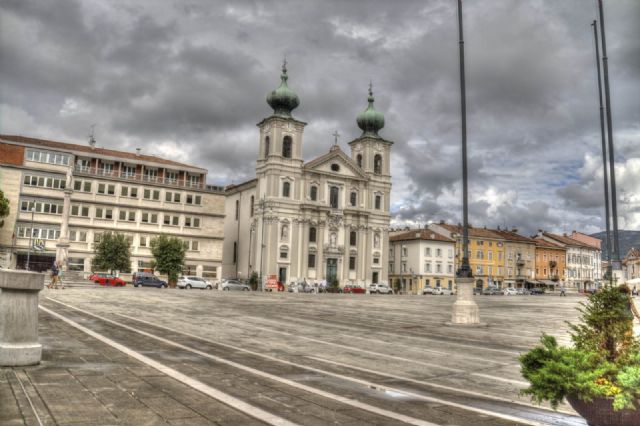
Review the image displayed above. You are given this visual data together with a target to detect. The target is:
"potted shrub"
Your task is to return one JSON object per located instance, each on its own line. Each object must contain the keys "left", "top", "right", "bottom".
{"left": 520, "top": 285, "right": 640, "bottom": 425}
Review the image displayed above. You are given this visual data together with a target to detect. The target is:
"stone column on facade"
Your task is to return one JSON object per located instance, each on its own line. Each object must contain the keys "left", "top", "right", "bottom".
{"left": 381, "top": 228, "right": 389, "bottom": 284}
{"left": 317, "top": 222, "right": 325, "bottom": 281}
{"left": 290, "top": 219, "right": 300, "bottom": 281}
{"left": 56, "top": 171, "right": 73, "bottom": 265}
{"left": 364, "top": 227, "right": 372, "bottom": 285}
{"left": 0, "top": 270, "right": 45, "bottom": 366}
{"left": 358, "top": 226, "right": 366, "bottom": 283}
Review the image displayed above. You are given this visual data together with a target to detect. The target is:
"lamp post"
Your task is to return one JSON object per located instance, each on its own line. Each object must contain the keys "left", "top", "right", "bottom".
{"left": 25, "top": 207, "right": 36, "bottom": 271}
{"left": 451, "top": 0, "right": 480, "bottom": 325}
{"left": 258, "top": 196, "right": 267, "bottom": 292}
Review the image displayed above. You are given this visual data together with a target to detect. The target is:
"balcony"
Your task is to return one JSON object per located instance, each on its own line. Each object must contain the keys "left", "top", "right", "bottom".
{"left": 74, "top": 165, "right": 207, "bottom": 190}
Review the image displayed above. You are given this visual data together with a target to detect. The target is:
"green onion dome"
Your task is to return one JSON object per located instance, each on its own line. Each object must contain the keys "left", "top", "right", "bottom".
{"left": 356, "top": 83, "right": 384, "bottom": 137}
{"left": 266, "top": 61, "right": 299, "bottom": 118}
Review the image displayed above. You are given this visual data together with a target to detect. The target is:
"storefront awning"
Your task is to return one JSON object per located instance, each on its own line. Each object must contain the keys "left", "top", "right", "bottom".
{"left": 539, "top": 280, "right": 558, "bottom": 286}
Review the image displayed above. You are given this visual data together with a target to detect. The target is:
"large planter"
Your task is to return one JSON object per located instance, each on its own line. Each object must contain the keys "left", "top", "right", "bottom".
{"left": 567, "top": 394, "right": 640, "bottom": 426}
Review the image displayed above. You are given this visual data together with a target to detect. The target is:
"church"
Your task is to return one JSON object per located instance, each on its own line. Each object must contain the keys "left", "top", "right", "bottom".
{"left": 222, "top": 63, "right": 393, "bottom": 288}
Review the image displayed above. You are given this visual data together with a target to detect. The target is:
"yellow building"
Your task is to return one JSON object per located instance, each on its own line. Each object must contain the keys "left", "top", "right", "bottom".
{"left": 492, "top": 229, "right": 537, "bottom": 289}
{"left": 429, "top": 223, "right": 505, "bottom": 290}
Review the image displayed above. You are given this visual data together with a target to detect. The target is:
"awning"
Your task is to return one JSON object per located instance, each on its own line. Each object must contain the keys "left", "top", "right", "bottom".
{"left": 539, "top": 280, "right": 558, "bottom": 286}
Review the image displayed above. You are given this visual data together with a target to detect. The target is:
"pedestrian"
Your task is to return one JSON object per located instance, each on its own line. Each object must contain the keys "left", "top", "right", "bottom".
{"left": 633, "top": 286, "right": 638, "bottom": 297}
{"left": 49, "top": 261, "right": 59, "bottom": 289}
{"left": 560, "top": 284, "right": 566, "bottom": 297}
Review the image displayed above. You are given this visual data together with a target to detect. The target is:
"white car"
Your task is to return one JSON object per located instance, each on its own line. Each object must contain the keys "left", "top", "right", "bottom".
{"left": 433, "top": 287, "right": 453, "bottom": 295}
{"left": 503, "top": 287, "right": 518, "bottom": 296}
{"left": 422, "top": 286, "right": 434, "bottom": 295}
{"left": 177, "top": 276, "right": 215, "bottom": 290}
{"left": 220, "top": 279, "right": 251, "bottom": 291}
{"left": 369, "top": 283, "right": 393, "bottom": 294}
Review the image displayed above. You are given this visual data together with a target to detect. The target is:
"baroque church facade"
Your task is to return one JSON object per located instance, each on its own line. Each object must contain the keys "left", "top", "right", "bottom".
{"left": 223, "top": 64, "right": 392, "bottom": 287}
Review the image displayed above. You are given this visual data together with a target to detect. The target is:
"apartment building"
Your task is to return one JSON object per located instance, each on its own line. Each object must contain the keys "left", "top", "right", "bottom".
{"left": 533, "top": 237, "right": 567, "bottom": 285}
{"left": 389, "top": 228, "right": 455, "bottom": 294}
{"left": 622, "top": 247, "right": 640, "bottom": 284}
{"left": 429, "top": 223, "right": 506, "bottom": 289}
{"left": 0, "top": 135, "right": 224, "bottom": 279}
{"left": 491, "top": 229, "right": 536, "bottom": 288}
{"left": 538, "top": 231, "right": 600, "bottom": 290}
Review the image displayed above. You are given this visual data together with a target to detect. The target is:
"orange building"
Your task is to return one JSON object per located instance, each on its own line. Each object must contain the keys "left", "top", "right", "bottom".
{"left": 533, "top": 237, "right": 567, "bottom": 285}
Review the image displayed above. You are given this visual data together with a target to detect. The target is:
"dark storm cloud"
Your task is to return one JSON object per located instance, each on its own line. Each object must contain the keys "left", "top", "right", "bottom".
{"left": 1, "top": 0, "right": 638, "bottom": 232}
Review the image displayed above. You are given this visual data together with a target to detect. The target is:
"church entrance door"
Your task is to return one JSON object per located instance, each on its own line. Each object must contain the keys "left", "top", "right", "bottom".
{"left": 326, "top": 259, "right": 337, "bottom": 284}
{"left": 278, "top": 267, "right": 287, "bottom": 285}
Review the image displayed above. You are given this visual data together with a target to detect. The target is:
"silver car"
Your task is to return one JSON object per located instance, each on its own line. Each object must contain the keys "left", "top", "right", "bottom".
{"left": 221, "top": 279, "right": 251, "bottom": 291}
{"left": 422, "top": 286, "right": 434, "bottom": 295}
{"left": 433, "top": 287, "right": 453, "bottom": 295}
{"left": 177, "top": 276, "right": 215, "bottom": 290}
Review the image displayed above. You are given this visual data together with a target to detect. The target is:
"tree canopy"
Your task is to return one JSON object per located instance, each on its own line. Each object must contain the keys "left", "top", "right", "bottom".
{"left": 150, "top": 235, "right": 185, "bottom": 282}
{"left": 92, "top": 233, "right": 131, "bottom": 273}
{"left": 0, "top": 190, "right": 9, "bottom": 228}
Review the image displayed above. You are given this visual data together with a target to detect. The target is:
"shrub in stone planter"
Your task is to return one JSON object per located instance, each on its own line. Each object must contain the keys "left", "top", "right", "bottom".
{"left": 520, "top": 286, "right": 640, "bottom": 423}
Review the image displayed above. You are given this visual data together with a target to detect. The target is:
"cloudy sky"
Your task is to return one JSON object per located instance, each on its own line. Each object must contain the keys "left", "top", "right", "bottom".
{"left": 1, "top": 0, "right": 638, "bottom": 235}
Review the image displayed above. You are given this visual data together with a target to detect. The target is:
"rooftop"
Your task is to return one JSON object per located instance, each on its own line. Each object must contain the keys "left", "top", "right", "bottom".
{"left": 541, "top": 232, "right": 594, "bottom": 249}
{"left": 390, "top": 229, "right": 454, "bottom": 243}
{"left": 533, "top": 237, "right": 567, "bottom": 250}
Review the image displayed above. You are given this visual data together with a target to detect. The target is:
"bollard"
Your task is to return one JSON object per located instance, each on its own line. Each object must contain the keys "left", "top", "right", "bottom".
{"left": 0, "top": 270, "right": 45, "bottom": 366}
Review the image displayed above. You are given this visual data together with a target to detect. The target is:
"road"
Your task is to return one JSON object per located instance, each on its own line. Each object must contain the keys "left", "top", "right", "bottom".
{"left": 3, "top": 288, "right": 589, "bottom": 425}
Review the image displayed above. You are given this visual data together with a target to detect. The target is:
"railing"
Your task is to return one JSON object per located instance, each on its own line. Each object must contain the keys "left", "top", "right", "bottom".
{"left": 73, "top": 165, "right": 208, "bottom": 190}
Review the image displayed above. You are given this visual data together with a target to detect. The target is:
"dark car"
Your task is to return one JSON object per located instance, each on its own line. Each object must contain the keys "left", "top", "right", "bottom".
{"left": 482, "top": 287, "right": 502, "bottom": 295}
{"left": 529, "top": 288, "right": 545, "bottom": 295}
{"left": 133, "top": 274, "right": 167, "bottom": 288}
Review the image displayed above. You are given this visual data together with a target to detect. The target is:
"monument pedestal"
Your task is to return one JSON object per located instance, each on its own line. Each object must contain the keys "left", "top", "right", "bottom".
{"left": 450, "top": 277, "right": 483, "bottom": 325}
{"left": 0, "top": 270, "right": 45, "bottom": 366}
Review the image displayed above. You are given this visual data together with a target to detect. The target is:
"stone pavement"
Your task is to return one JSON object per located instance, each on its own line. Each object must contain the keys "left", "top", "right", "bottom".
{"left": 2, "top": 288, "right": 592, "bottom": 426}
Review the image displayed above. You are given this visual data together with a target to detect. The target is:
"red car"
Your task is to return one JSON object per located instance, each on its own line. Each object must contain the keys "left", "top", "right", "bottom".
{"left": 92, "top": 274, "right": 126, "bottom": 287}
{"left": 343, "top": 285, "right": 366, "bottom": 294}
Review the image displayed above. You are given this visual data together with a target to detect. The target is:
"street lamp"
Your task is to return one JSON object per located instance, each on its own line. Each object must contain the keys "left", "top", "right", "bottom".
{"left": 25, "top": 206, "right": 36, "bottom": 271}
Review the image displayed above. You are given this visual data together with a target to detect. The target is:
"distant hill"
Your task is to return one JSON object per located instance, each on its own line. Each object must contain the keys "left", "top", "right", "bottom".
{"left": 590, "top": 230, "right": 640, "bottom": 259}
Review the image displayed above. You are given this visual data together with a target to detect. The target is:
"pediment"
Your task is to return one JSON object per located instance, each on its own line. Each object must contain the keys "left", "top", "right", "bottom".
{"left": 304, "top": 147, "right": 368, "bottom": 180}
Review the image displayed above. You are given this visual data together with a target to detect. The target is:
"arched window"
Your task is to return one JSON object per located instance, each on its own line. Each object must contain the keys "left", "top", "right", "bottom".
{"left": 310, "top": 185, "right": 318, "bottom": 201}
{"left": 329, "top": 186, "right": 339, "bottom": 209}
{"left": 350, "top": 231, "right": 357, "bottom": 246}
{"left": 356, "top": 154, "right": 363, "bottom": 168}
{"left": 374, "top": 154, "right": 382, "bottom": 174}
{"left": 309, "top": 227, "right": 317, "bottom": 243}
{"left": 350, "top": 191, "right": 357, "bottom": 207}
{"left": 282, "top": 136, "right": 292, "bottom": 158}
{"left": 264, "top": 136, "right": 270, "bottom": 158}
{"left": 282, "top": 182, "right": 290, "bottom": 198}
{"left": 250, "top": 195, "right": 254, "bottom": 217}
{"left": 375, "top": 194, "right": 381, "bottom": 210}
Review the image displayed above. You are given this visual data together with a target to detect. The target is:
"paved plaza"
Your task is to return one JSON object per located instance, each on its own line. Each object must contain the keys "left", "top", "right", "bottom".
{"left": 2, "top": 288, "right": 600, "bottom": 425}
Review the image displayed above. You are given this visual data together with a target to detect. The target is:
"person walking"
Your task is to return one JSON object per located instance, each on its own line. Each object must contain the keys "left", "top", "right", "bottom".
{"left": 560, "top": 284, "right": 566, "bottom": 297}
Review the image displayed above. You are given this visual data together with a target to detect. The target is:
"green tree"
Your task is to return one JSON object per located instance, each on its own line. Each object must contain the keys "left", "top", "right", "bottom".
{"left": 249, "top": 272, "right": 259, "bottom": 291}
{"left": 0, "top": 190, "right": 9, "bottom": 228}
{"left": 150, "top": 235, "right": 186, "bottom": 284}
{"left": 92, "top": 233, "right": 131, "bottom": 273}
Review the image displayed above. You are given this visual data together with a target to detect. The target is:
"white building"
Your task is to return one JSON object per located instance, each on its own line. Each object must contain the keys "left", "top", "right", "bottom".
{"left": 223, "top": 64, "right": 392, "bottom": 287}
{"left": 0, "top": 135, "right": 224, "bottom": 280}
{"left": 539, "top": 232, "right": 601, "bottom": 290}
{"left": 389, "top": 229, "right": 456, "bottom": 294}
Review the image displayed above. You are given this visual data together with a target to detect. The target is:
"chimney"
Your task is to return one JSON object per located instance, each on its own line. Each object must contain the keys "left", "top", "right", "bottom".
{"left": 135, "top": 148, "right": 141, "bottom": 157}
{"left": 512, "top": 228, "right": 518, "bottom": 233}
{"left": 439, "top": 220, "right": 445, "bottom": 224}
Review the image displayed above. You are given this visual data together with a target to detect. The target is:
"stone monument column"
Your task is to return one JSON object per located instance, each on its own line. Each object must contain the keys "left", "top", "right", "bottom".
{"left": 452, "top": 277, "right": 480, "bottom": 324}
{"left": 56, "top": 171, "right": 73, "bottom": 264}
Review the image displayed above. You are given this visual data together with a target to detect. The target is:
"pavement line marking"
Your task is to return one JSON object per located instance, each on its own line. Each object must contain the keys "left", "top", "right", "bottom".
{"left": 305, "top": 356, "right": 577, "bottom": 416}
{"left": 13, "top": 371, "right": 44, "bottom": 426}
{"left": 44, "top": 300, "right": 438, "bottom": 426}
{"left": 38, "top": 305, "right": 297, "bottom": 426}
{"left": 472, "top": 373, "right": 530, "bottom": 386}
{"left": 103, "top": 311, "right": 562, "bottom": 426}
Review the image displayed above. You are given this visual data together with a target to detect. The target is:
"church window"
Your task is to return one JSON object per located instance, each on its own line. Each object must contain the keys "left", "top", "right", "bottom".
{"left": 282, "top": 136, "right": 292, "bottom": 158}
{"left": 350, "top": 231, "right": 357, "bottom": 246}
{"left": 308, "top": 254, "right": 316, "bottom": 268}
{"left": 375, "top": 194, "right": 381, "bottom": 210}
{"left": 250, "top": 196, "right": 254, "bottom": 217}
{"left": 350, "top": 191, "right": 357, "bottom": 207}
{"left": 331, "top": 163, "right": 340, "bottom": 172}
{"left": 281, "top": 224, "right": 288, "bottom": 241}
{"left": 309, "top": 227, "right": 317, "bottom": 243}
{"left": 233, "top": 242, "right": 237, "bottom": 264}
{"left": 349, "top": 256, "right": 356, "bottom": 270}
{"left": 310, "top": 185, "right": 317, "bottom": 201}
{"left": 329, "top": 186, "right": 339, "bottom": 208}
{"left": 264, "top": 136, "right": 270, "bottom": 158}
{"left": 282, "top": 181, "right": 290, "bottom": 198}
{"left": 356, "top": 154, "right": 362, "bottom": 168}
{"left": 374, "top": 154, "right": 382, "bottom": 174}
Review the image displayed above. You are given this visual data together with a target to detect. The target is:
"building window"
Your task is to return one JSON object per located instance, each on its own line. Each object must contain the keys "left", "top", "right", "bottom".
{"left": 331, "top": 163, "right": 340, "bottom": 172}
{"left": 373, "top": 256, "right": 380, "bottom": 265}
{"left": 74, "top": 180, "right": 92, "bottom": 192}
{"left": 282, "top": 136, "right": 292, "bottom": 158}
{"left": 186, "top": 194, "right": 201, "bottom": 205}
{"left": 350, "top": 231, "right": 357, "bottom": 246}
{"left": 235, "top": 200, "right": 239, "bottom": 220}
{"left": 477, "top": 265, "right": 483, "bottom": 275}
{"left": 389, "top": 262, "right": 394, "bottom": 273}
{"left": 374, "top": 154, "right": 382, "bottom": 174}
{"left": 349, "top": 256, "right": 356, "bottom": 270}
{"left": 309, "top": 227, "right": 317, "bottom": 243}
{"left": 374, "top": 195, "right": 381, "bottom": 210}
{"left": 264, "top": 136, "right": 270, "bottom": 158}
{"left": 141, "top": 212, "right": 158, "bottom": 224}
{"left": 308, "top": 254, "right": 316, "bottom": 268}
{"left": 425, "top": 247, "right": 431, "bottom": 256}
{"left": 350, "top": 191, "right": 357, "bottom": 207}
{"left": 425, "top": 263, "right": 431, "bottom": 273}
{"left": 143, "top": 189, "right": 160, "bottom": 200}
{"left": 139, "top": 236, "right": 147, "bottom": 247}
{"left": 356, "top": 154, "right": 362, "bottom": 168}
{"left": 23, "top": 174, "right": 66, "bottom": 189}
{"left": 184, "top": 217, "right": 200, "bottom": 228}
{"left": 402, "top": 246, "right": 408, "bottom": 257}
{"left": 250, "top": 196, "right": 254, "bottom": 217}
{"left": 163, "top": 215, "right": 179, "bottom": 226}
{"left": 280, "top": 247, "right": 288, "bottom": 259}
{"left": 26, "top": 149, "right": 70, "bottom": 166}
{"left": 310, "top": 185, "right": 318, "bottom": 201}
{"left": 233, "top": 242, "right": 237, "bottom": 263}
{"left": 282, "top": 182, "right": 290, "bottom": 198}
{"left": 436, "top": 264, "right": 442, "bottom": 273}
{"left": 329, "top": 186, "right": 339, "bottom": 208}
{"left": 448, "top": 264, "right": 453, "bottom": 273}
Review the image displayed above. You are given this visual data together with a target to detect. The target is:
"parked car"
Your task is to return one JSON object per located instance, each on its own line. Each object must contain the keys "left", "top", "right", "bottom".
{"left": 88, "top": 272, "right": 111, "bottom": 281}
{"left": 369, "top": 283, "right": 393, "bottom": 294}
{"left": 503, "top": 287, "right": 518, "bottom": 296}
{"left": 322, "top": 286, "right": 343, "bottom": 293}
{"left": 92, "top": 274, "right": 126, "bottom": 287}
{"left": 133, "top": 274, "right": 167, "bottom": 288}
{"left": 177, "top": 276, "right": 215, "bottom": 290}
{"left": 433, "top": 287, "right": 453, "bottom": 295}
{"left": 343, "top": 284, "right": 366, "bottom": 294}
{"left": 288, "top": 281, "right": 315, "bottom": 293}
{"left": 517, "top": 288, "right": 530, "bottom": 295}
{"left": 529, "top": 288, "right": 546, "bottom": 295}
{"left": 473, "top": 287, "right": 483, "bottom": 295}
{"left": 221, "top": 279, "right": 251, "bottom": 291}
{"left": 482, "top": 287, "right": 502, "bottom": 295}
{"left": 422, "top": 286, "right": 435, "bottom": 295}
